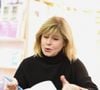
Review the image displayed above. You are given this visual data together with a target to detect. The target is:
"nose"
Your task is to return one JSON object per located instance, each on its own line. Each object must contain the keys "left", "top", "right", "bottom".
{"left": 46, "top": 38, "right": 52, "bottom": 45}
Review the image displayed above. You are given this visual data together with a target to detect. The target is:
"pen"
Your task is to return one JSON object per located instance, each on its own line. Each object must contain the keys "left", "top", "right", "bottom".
{"left": 4, "top": 76, "right": 12, "bottom": 82}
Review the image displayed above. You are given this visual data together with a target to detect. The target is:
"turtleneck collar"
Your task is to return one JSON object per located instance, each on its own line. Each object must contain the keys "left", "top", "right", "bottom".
{"left": 39, "top": 51, "right": 69, "bottom": 64}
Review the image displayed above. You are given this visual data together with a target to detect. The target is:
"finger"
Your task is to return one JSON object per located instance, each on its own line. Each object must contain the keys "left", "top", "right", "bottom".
{"left": 60, "top": 75, "right": 69, "bottom": 85}
{"left": 7, "top": 85, "right": 17, "bottom": 90}
{"left": 7, "top": 78, "right": 18, "bottom": 86}
{"left": 6, "top": 78, "right": 18, "bottom": 90}
{"left": 4, "top": 87, "right": 9, "bottom": 90}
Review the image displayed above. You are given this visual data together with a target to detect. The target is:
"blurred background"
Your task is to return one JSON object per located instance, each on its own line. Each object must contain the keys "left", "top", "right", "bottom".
{"left": 0, "top": 0, "right": 100, "bottom": 89}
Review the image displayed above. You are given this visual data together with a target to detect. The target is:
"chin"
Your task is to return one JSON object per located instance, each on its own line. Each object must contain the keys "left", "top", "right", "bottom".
{"left": 43, "top": 52, "right": 53, "bottom": 57}
{"left": 44, "top": 54, "right": 53, "bottom": 57}
{"left": 44, "top": 53, "right": 57, "bottom": 57}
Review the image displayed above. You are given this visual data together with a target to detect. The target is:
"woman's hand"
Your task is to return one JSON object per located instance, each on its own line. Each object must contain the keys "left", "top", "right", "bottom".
{"left": 60, "top": 75, "right": 88, "bottom": 90}
{"left": 4, "top": 78, "right": 18, "bottom": 90}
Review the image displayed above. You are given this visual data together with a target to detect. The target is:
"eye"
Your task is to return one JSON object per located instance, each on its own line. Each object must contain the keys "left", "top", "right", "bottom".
{"left": 43, "top": 35, "right": 49, "bottom": 38}
{"left": 53, "top": 38, "right": 59, "bottom": 40}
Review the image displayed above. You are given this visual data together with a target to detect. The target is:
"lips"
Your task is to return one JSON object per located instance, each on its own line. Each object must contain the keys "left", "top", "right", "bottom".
{"left": 44, "top": 48, "right": 52, "bottom": 52}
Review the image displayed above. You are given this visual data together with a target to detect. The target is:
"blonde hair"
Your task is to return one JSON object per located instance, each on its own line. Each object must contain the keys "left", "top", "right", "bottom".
{"left": 34, "top": 16, "right": 77, "bottom": 61}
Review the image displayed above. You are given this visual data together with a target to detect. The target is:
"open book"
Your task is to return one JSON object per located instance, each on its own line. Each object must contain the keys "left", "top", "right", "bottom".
{"left": 2, "top": 75, "right": 57, "bottom": 90}
{"left": 24, "top": 81, "right": 57, "bottom": 90}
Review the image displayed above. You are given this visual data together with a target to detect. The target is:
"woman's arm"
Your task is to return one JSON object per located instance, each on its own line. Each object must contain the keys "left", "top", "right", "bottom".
{"left": 71, "top": 59, "right": 98, "bottom": 90}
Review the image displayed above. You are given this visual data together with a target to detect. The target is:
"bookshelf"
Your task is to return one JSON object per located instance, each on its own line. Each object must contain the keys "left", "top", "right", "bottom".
{"left": 0, "top": 0, "right": 28, "bottom": 76}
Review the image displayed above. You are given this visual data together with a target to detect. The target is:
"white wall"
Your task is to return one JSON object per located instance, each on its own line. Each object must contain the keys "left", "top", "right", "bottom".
{"left": 69, "top": 11, "right": 100, "bottom": 89}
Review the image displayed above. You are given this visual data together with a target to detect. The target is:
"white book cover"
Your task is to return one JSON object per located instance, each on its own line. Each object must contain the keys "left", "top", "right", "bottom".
{"left": 24, "top": 81, "right": 57, "bottom": 90}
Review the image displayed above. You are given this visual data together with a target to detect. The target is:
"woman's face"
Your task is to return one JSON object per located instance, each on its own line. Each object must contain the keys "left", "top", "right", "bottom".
{"left": 41, "top": 32, "right": 64, "bottom": 57}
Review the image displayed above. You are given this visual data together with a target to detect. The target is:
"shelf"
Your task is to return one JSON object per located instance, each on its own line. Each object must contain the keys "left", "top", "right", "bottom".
{"left": 0, "top": 67, "right": 16, "bottom": 76}
{"left": 0, "top": 38, "right": 24, "bottom": 42}
{"left": 0, "top": 38, "right": 25, "bottom": 69}
{"left": 0, "top": 39, "right": 25, "bottom": 47}
{"left": 0, "top": 0, "right": 26, "bottom": 69}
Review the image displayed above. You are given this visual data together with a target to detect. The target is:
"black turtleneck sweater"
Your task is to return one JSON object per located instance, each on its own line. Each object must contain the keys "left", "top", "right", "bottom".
{"left": 14, "top": 52, "right": 98, "bottom": 90}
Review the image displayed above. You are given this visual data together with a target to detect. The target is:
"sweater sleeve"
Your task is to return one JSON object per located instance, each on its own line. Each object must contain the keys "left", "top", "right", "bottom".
{"left": 14, "top": 59, "right": 29, "bottom": 89}
{"left": 71, "top": 59, "right": 98, "bottom": 90}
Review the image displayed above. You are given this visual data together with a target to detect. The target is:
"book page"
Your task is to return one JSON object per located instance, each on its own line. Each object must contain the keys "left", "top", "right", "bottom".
{"left": 24, "top": 81, "right": 57, "bottom": 90}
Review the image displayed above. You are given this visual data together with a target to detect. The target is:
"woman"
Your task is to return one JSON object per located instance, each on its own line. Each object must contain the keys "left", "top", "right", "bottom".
{"left": 6, "top": 16, "right": 98, "bottom": 90}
